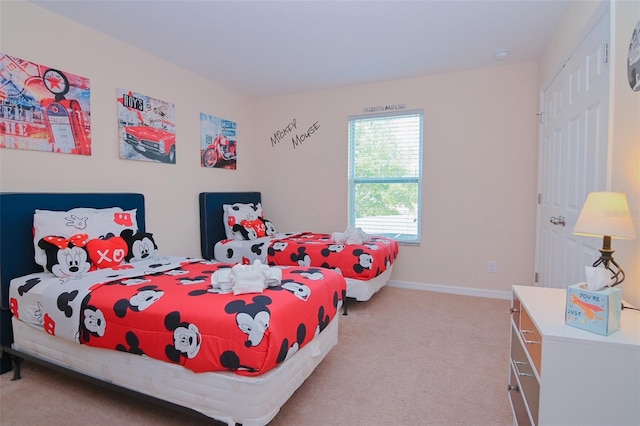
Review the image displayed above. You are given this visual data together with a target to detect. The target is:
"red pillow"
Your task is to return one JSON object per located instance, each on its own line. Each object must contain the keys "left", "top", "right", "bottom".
{"left": 86, "top": 236, "right": 128, "bottom": 269}
{"left": 241, "top": 219, "right": 266, "bottom": 238}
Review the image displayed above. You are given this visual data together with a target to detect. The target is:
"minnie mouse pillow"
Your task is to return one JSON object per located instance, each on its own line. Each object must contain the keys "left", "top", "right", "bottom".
{"left": 38, "top": 234, "right": 92, "bottom": 278}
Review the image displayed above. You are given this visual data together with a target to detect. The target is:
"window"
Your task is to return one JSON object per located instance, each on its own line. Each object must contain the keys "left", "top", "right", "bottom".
{"left": 348, "top": 110, "right": 423, "bottom": 244}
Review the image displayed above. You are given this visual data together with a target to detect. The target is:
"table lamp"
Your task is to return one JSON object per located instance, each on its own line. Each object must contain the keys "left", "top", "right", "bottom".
{"left": 573, "top": 191, "right": 636, "bottom": 286}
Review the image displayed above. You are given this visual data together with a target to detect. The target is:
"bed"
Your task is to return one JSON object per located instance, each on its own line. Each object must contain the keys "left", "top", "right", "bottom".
{"left": 0, "top": 192, "right": 346, "bottom": 426}
{"left": 199, "top": 192, "right": 398, "bottom": 302}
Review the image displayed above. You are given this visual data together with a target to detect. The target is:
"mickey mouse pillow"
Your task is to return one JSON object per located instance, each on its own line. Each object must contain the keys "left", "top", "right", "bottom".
{"left": 120, "top": 229, "right": 158, "bottom": 261}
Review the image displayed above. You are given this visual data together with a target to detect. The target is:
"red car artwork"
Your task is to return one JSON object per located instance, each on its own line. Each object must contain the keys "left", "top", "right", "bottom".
{"left": 124, "top": 119, "right": 176, "bottom": 163}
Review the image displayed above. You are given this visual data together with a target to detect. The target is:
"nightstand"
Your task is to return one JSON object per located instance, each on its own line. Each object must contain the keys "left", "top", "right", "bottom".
{"left": 508, "top": 285, "right": 640, "bottom": 425}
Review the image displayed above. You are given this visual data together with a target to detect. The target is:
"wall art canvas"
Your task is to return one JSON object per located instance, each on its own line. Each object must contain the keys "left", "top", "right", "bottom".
{"left": 200, "top": 113, "right": 237, "bottom": 169}
{"left": 117, "top": 88, "right": 176, "bottom": 164}
{"left": 628, "top": 19, "right": 640, "bottom": 91}
{"left": 0, "top": 53, "right": 91, "bottom": 154}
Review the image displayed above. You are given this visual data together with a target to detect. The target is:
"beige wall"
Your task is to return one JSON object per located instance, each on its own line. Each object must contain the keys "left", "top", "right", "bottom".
{"left": 252, "top": 66, "right": 540, "bottom": 295}
{"left": 538, "top": 0, "right": 640, "bottom": 306}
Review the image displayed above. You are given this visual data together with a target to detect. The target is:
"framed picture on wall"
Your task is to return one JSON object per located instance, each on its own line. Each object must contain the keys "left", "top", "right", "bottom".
{"left": 0, "top": 53, "right": 91, "bottom": 155}
{"left": 200, "top": 112, "right": 237, "bottom": 169}
{"left": 628, "top": 19, "right": 640, "bottom": 91}
{"left": 117, "top": 88, "right": 176, "bottom": 164}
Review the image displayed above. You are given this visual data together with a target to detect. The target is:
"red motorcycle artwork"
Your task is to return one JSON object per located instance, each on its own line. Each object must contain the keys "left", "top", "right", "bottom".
{"left": 200, "top": 114, "right": 237, "bottom": 169}
{"left": 202, "top": 134, "right": 236, "bottom": 168}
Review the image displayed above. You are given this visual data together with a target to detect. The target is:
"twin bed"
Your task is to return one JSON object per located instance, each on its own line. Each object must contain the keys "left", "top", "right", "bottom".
{"left": 199, "top": 192, "right": 398, "bottom": 302}
{"left": 0, "top": 192, "right": 347, "bottom": 425}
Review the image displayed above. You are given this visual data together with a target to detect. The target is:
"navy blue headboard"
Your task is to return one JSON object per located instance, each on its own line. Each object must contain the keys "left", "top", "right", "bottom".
{"left": 199, "top": 192, "right": 261, "bottom": 260}
{"left": 0, "top": 192, "right": 145, "bottom": 373}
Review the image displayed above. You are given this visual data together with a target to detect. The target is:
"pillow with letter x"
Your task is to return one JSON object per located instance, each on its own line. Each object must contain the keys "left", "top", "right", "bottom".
{"left": 86, "top": 236, "right": 129, "bottom": 269}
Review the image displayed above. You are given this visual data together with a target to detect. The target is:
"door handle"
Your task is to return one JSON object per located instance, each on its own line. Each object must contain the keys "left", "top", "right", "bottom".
{"left": 549, "top": 216, "right": 566, "bottom": 226}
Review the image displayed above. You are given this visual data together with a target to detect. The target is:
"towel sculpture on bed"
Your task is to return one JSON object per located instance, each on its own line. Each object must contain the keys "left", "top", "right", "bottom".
{"left": 332, "top": 226, "right": 372, "bottom": 245}
{"left": 212, "top": 260, "right": 282, "bottom": 295}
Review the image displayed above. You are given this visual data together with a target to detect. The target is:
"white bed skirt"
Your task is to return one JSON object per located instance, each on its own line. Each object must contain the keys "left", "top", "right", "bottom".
{"left": 345, "top": 265, "right": 393, "bottom": 301}
{"left": 11, "top": 315, "right": 339, "bottom": 426}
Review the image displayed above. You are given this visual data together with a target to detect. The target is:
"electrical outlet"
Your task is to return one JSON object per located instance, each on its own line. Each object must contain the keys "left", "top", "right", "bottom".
{"left": 488, "top": 261, "right": 497, "bottom": 273}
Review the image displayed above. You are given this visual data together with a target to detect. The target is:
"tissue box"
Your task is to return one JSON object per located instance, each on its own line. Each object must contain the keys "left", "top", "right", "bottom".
{"left": 565, "top": 283, "right": 622, "bottom": 335}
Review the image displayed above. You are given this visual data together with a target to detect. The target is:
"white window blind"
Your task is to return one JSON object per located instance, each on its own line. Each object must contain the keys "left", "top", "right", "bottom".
{"left": 348, "top": 110, "right": 423, "bottom": 244}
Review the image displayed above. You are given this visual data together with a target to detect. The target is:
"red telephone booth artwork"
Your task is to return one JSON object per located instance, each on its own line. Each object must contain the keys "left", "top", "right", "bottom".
{"left": 0, "top": 53, "right": 91, "bottom": 155}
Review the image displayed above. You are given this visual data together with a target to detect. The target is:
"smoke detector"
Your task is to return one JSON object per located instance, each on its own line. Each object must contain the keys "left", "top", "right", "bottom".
{"left": 495, "top": 49, "right": 510, "bottom": 61}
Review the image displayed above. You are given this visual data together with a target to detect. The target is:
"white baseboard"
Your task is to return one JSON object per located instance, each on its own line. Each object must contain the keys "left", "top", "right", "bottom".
{"left": 387, "top": 280, "right": 512, "bottom": 300}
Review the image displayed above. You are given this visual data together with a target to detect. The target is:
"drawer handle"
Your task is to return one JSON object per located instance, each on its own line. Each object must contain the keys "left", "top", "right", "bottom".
{"left": 513, "top": 360, "right": 534, "bottom": 377}
{"left": 510, "top": 307, "right": 519, "bottom": 314}
{"left": 520, "top": 329, "right": 540, "bottom": 344}
{"left": 507, "top": 384, "right": 519, "bottom": 392}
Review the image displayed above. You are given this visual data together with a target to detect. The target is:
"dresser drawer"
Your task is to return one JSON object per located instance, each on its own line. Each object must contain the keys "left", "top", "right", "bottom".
{"left": 511, "top": 294, "right": 522, "bottom": 329}
{"left": 511, "top": 327, "right": 540, "bottom": 425}
{"left": 508, "top": 363, "right": 533, "bottom": 426}
{"left": 519, "top": 306, "right": 542, "bottom": 375}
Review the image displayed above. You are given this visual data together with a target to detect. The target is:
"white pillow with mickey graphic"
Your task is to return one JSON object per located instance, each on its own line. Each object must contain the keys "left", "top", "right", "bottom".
{"left": 222, "top": 202, "right": 263, "bottom": 240}
{"left": 33, "top": 207, "right": 138, "bottom": 269}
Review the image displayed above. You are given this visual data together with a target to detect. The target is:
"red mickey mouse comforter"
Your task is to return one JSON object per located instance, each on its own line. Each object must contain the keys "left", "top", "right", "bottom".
{"left": 216, "top": 233, "right": 398, "bottom": 281}
{"left": 9, "top": 256, "right": 346, "bottom": 376}
{"left": 267, "top": 233, "right": 399, "bottom": 280}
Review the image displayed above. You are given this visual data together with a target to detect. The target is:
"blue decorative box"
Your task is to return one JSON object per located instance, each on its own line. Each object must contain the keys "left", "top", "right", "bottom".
{"left": 565, "top": 283, "right": 622, "bottom": 335}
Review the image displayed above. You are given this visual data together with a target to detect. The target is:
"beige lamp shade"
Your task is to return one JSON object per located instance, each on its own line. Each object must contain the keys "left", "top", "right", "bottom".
{"left": 573, "top": 192, "right": 636, "bottom": 239}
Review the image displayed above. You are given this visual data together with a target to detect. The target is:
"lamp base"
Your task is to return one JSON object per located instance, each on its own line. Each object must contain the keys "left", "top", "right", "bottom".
{"left": 594, "top": 235, "right": 625, "bottom": 287}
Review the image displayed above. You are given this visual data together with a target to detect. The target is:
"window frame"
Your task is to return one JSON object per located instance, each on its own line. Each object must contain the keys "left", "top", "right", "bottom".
{"left": 347, "top": 109, "right": 424, "bottom": 245}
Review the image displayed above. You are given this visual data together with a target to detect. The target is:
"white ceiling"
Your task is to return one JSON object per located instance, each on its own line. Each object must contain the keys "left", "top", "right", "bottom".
{"left": 30, "top": 0, "right": 571, "bottom": 98}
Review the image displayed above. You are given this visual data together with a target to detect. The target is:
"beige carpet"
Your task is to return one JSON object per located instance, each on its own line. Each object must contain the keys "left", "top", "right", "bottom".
{"left": 0, "top": 286, "right": 513, "bottom": 425}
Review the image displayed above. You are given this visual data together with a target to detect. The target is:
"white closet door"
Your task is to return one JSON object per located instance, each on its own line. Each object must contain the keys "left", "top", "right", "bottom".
{"left": 536, "top": 12, "right": 610, "bottom": 289}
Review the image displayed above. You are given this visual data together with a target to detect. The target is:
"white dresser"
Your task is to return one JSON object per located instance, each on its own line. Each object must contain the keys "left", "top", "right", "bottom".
{"left": 508, "top": 285, "right": 640, "bottom": 426}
